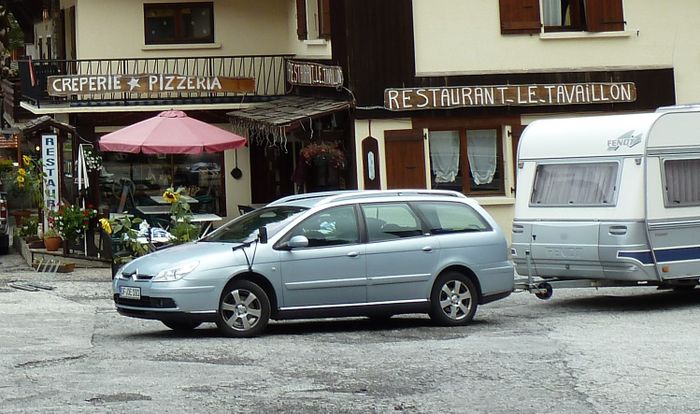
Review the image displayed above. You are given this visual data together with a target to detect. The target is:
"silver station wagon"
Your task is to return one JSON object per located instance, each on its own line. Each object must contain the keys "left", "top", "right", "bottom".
{"left": 113, "top": 190, "right": 514, "bottom": 337}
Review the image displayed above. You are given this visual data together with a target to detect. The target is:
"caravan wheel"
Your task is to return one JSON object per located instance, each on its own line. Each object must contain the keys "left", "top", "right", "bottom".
{"left": 535, "top": 282, "right": 553, "bottom": 300}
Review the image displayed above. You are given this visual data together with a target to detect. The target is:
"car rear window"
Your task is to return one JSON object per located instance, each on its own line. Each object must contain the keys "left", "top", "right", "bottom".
{"left": 361, "top": 203, "right": 423, "bottom": 241}
{"left": 413, "top": 202, "right": 491, "bottom": 234}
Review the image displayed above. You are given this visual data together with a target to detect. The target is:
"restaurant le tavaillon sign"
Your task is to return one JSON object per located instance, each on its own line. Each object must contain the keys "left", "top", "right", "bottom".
{"left": 384, "top": 82, "right": 636, "bottom": 111}
{"left": 47, "top": 74, "right": 256, "bottom": 96}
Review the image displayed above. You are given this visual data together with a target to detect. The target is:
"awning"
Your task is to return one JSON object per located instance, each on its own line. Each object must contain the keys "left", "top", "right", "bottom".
{"left": 227, "top": 96, "right": 351, "bottom": 144}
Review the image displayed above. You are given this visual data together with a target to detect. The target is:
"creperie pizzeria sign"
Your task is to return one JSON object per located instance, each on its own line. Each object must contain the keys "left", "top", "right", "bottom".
{"left": 47, "top": 74, "right": 255, "bottom": 96}
{"left": 384, "top": 82, "right": 636, "bottom": 111}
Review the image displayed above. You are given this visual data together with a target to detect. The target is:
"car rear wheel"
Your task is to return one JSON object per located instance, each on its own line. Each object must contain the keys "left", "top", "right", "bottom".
{"left": 216, "top": 280, "right": 270, "bottom": 338}
{"left": 429, "top": 271, "right": 478, "bottom": 326}
{"left": 162, "top": 320, "right": 202, "bottom": 331}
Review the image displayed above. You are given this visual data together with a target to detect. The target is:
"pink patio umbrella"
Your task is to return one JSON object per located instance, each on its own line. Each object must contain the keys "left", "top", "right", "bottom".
{"left": 99, "top": 110, "right": 246, "bottom": 154}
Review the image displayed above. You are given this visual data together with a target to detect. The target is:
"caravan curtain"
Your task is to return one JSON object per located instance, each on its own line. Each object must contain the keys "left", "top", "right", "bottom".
{"left": 429, "top": 131, "right": 460, "bottom": 183}
{"left": 467, "top": 130, "right": 497, "bottom": 185}
{"left": 664, "top": 158, "right": 700, "bottom": 206}
{"left": 531, "top": 162, "right": 618, "bottom": 205}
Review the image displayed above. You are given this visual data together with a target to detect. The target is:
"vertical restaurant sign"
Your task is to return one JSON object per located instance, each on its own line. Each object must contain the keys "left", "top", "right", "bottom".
{"left": 384, "top": 82, "right": 637, "bottom": 111}
{"left": 286, "top": 60, "right": 344, "bottom": 88}
{"left": 42, "top": 134, "right": 60, "bottom": 211}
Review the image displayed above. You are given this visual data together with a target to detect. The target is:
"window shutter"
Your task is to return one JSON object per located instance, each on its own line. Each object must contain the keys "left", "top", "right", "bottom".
{"left": 320, "top": 0, "right": 331, "bottom": 40}
{"left": 296, "top": 0, "right": 307, "bottom": 40}
{"left": 499, "top": 0, "right": 541, "bottom": 34}
{"left": 585, "top": 0, "right": 624, "bottom": 32}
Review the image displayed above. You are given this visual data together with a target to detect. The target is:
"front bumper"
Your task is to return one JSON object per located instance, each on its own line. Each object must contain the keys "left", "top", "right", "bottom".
{"left": 113, "top": 276, "right": 220, "bottom": 320}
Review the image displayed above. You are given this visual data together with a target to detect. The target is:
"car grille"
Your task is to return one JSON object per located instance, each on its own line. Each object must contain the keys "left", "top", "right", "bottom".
{"left": 113, "top": 295, "right": 177, "bottom": 308}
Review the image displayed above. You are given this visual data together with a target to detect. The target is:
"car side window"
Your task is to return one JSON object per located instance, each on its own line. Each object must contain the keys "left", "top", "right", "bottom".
{"left": 413, "top": 202, "right": 491, "bottom": 234}
{"left": 289, "top": 205, "right": 359, "bottom": 247}
{"left": 361, "top": 203, "right": 423, "bottom": 242}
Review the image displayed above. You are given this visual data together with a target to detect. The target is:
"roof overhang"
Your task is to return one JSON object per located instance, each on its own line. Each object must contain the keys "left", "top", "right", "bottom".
{"left": 227, "top": 96, "right": 351, "bottom": 144}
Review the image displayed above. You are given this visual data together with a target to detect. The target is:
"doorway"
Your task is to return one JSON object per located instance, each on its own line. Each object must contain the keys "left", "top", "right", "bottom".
{"left": 385, "top": 129, "right": 427, "bottom": 189}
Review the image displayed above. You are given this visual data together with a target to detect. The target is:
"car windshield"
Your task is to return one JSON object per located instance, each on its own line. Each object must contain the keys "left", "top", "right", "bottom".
{"left": 201, "top": 206, "right": 307, "bottom": 243}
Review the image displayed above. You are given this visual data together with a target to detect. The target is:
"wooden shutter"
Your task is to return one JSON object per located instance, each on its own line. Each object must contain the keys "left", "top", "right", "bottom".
{"left": 499, "top": 0, "right": 541, "bottom": 34}
{"left": 585, "top": 0, "right": 624, "bottom": 32}
{"left": 319, "top": 0, "right": 332, "bottom": 40}
{"left": 296, "top": 0, "right": 307, "bottom": 40}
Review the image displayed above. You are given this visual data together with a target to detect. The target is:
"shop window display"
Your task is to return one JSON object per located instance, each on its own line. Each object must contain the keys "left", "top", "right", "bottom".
{"left": 99, "top": 152, "right": 222, "bottom": 215}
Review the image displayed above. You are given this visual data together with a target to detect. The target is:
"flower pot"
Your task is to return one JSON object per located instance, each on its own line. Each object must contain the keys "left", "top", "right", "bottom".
{"left": 44, "top": 236, "right": 62, "bottom": 252}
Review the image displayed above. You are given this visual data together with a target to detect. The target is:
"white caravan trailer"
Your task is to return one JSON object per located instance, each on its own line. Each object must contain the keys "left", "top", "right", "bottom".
{"left": 512, "top": 107, "right": 700, "bottom": 298}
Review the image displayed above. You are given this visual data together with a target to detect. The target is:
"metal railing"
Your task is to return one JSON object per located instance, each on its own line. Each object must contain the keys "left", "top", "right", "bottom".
{"left": 18, "top": 54, "right": 293, "bottom": 107}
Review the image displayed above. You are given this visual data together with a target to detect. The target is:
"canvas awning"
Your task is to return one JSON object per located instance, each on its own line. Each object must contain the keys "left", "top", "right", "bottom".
{"left": 227, "top": 96, "right": 351, "bottom": 144}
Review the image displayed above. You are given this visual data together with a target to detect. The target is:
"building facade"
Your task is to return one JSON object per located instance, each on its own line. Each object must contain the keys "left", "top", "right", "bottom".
{"left": 330, "top": 0, "right": 693, "bottom": 238}
{"left": 6, "top": 0, "right": 699, "bottom": 238}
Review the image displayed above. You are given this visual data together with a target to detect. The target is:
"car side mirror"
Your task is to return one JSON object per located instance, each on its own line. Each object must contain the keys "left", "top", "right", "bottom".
{"left": 284, "top": 235, "right": 309, "bottom": 249}
{"left": 258, "top": 226, "right": 268, "bottom": 244}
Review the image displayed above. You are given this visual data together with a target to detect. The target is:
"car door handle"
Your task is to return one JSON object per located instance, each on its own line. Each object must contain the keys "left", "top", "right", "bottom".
{"left": 347, "top": 251, "right": 360, "bottom": 257}
{"left": 422, "top": 246, "right": 433, "bottom": 252}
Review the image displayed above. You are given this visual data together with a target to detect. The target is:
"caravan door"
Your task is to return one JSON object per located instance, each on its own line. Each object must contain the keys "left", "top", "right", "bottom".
{"left": 646, "top": 112, "right": 700, "bottom": 281}
{"left": 645, "top": 154, "right": 700, "bottom": 281}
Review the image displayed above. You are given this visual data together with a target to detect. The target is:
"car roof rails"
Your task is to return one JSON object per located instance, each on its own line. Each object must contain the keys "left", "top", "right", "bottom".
{"left": 317, "top": 189, "right": 467, "bottom": 205}
{"left": 268, "top": 189, "right": 468, "bottom": 208}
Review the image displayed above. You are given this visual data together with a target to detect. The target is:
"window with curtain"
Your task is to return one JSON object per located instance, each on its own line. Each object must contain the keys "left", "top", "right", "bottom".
{"left": 428, "top": 128, "right": 504, "bottom": 195}
{"left": 531, "top": 162, "right": 619, "bottom": 206}
{"left": 467, "top": 129, "right": 499, "bottom": 191}
{"left": 664, "top": 158, "right": 700, "bottom": 207}
{"left": 429, "top": 131, "right": 460, "bottom": 188}
{"left": 498, "top": 0, "right": 625, "bottom": 34}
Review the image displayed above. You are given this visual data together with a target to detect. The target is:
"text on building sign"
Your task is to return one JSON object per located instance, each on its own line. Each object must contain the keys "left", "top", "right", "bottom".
{"left": 384, "top": 82, "right": 637, "bottom": 110}
{"left": 287, "top": 61, "right": 344, "bottom": 88}
{"left": 47, "top": 74, "right": 255, "bottom": 96}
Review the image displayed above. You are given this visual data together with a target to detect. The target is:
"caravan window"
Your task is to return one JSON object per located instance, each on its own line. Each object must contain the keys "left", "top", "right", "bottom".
{"left": 663, "top": 158, "right": 700, "bottom": 207}
{"left": 531, "top": 162, "right": 618, "bottom": 206}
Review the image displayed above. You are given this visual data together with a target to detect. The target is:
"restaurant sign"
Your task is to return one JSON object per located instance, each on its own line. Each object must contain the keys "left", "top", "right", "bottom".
{"left": 384, "top": 82, "right": 636, "bottom": 111}
{"left": 47, "top": 74, "right": 256, "bottom": 96}
{"left": 287, "top": 60, "right": 344, "bottom": 88}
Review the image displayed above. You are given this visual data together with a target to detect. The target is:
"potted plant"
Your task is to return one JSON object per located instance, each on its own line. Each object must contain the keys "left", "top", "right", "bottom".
{"left": 48, "top": 203, "right": 97, "bottom": 255}
{"left": 43, "top": 227, "right": 62, "bottom": 252}
{"left": 7, "top": 155, "right": 45, "bottom": 223}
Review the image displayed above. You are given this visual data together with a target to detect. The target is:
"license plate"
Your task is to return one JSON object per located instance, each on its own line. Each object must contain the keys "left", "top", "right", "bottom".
{"left": 120, "top": 286, "right": 141, "bottom": 300}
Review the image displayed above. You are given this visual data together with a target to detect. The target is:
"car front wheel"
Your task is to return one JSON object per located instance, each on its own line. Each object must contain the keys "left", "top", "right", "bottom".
{"left": 216, "top": 280, "right": 270, "bottom": 338}
{"left": 429, "top": 271, "right": 478, "bottom": 326}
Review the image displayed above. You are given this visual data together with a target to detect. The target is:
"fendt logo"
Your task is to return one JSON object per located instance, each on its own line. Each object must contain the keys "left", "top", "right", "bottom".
{"left": 608, "top": 130, "right": 642, "bottom": 151}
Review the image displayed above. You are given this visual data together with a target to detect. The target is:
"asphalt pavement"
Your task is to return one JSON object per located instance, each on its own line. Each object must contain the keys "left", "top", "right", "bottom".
{"left": 3, "top": 247, "right": 700, "bottom": 413}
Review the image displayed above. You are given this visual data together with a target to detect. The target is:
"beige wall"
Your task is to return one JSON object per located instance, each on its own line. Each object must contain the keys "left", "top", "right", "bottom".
{"left": 73, "top": 0, "right": 293, "bottom": 59}
{"left": 412, "top": 0, "right": 700, "bottom": 103}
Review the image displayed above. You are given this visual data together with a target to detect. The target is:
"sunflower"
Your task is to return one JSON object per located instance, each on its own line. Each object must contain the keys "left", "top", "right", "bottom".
{"left": 99, "top": 218, "right": 112, "bottom": 235}
{"left": 17, "top": 168, "right": 26, "bottom": 176}
{"left": 22, "top": 155, "right": 31, "bottom": 166}
{"left": 16, "top": 175, "right": 24, "bottom": 184}
{"left": 162, "top": 190, "right": 179, "bottom": 203}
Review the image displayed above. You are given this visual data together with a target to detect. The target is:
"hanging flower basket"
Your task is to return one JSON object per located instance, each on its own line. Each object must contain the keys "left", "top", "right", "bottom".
{"left": 301, "top": 142, "right": 346, "bottom": 169}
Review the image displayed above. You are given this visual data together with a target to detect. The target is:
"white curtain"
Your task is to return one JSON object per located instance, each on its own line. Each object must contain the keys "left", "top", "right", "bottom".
{"left": 429, "top": 131, "right": 460, "bottom": 183}
{"left": 542, "top": 0, "right": 562, "bottom": 26}
{"left": 532, "top": 162, "right": 618, "bottom": 205}
{"left": 467, "top": 130, "right": 497, "bottom": 185}
{"left": 664, "top": 159, "right": 700, "bottom": 206}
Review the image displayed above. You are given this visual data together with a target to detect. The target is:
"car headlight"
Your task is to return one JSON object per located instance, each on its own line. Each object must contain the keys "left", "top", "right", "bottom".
{"left": 153, "top": 261, "right": 200, "bottom": 282}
